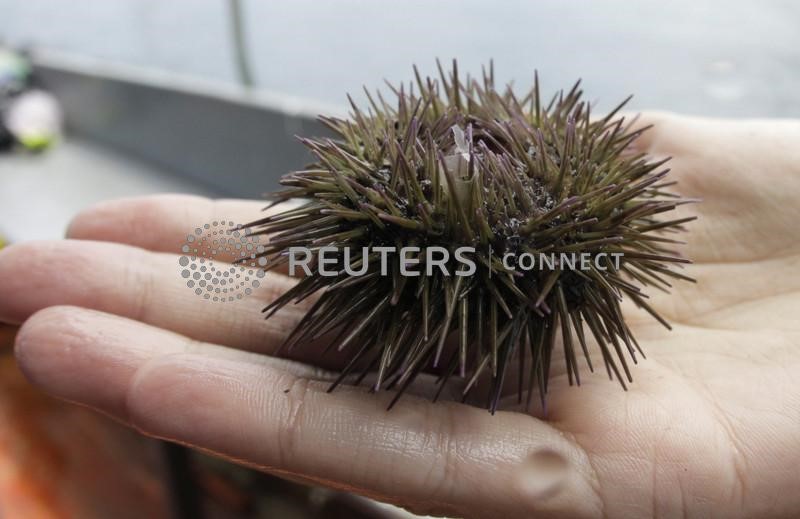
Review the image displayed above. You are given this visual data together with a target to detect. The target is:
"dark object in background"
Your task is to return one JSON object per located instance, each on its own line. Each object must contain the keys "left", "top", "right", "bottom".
{"left": 0, "top": 119, "right": 14, "bottom": 150}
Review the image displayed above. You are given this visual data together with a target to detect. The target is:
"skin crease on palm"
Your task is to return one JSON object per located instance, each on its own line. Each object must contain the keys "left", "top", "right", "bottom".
{"left": 0, "top": 112, "right": 798, "bottom": 519}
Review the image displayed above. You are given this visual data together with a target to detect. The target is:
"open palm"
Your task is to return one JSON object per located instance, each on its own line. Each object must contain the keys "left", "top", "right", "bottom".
{"left": 0, "top": 112, "right": 798, "bottom": 518}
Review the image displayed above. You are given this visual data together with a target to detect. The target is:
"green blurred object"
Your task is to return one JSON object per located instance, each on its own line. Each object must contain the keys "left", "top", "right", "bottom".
{"left": 15, "top": 127, "right": 56, "bottom": 151}
{"left": 0, "top": 47, "right": 31, "bottom": 95}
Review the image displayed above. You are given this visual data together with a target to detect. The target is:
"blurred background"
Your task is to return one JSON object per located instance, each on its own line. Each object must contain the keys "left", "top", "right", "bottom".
{"left": 0, "top": 1, "right": 798, "bottom": 517}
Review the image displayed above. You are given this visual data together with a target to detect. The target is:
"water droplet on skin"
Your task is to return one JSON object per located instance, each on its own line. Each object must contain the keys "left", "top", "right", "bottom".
{"left": 516, "top": 449, "right": 569, "bottom": 500}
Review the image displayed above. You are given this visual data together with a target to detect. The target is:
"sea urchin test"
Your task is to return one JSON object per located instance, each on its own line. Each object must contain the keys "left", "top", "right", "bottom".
{"left": 244, "top": 62, "right": 695, "bottom": 413}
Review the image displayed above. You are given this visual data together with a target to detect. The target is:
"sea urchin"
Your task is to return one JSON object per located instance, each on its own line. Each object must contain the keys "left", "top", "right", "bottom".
{"left": 245, "top": 61, "right": 695, "bottom": 413}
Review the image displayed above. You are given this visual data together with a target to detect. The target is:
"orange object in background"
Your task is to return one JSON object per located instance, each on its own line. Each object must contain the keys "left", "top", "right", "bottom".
{"left": 0, "top": 325, "right": 170, "bottom": 519}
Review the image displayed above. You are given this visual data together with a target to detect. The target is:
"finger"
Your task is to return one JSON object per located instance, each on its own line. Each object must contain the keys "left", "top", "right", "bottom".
{"left": 0, "top": 239, "right": 597, "bottom": 403}
{"left": 66, "top": 194, "right": 278, "bottom": 253}
{"left": 622, "top": 253, "right": 800, "bottom": 331}
{"left": 623, "top": 113, "right": 800, "bottom": 262}
{"left": 13, "top": 306, "right": 335, "bottom": 417}
{"left": 0, "top": 239, "right": 334, "bottom": 362}
{"left": 16, "top": 306, "right": 603, "bottom": 518}
{"left": 617, "top": 110, "right": 674, "bottom": 155}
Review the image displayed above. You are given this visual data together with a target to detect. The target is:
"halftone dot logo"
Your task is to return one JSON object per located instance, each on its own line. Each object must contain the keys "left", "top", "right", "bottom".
{"left": 179, "top": 220, "right": 267, "bottom": 302}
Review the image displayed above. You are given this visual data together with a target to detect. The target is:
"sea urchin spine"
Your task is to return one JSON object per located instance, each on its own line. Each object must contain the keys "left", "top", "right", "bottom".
{"left": 245, "top": 61, "right": 695, "bottom": 413}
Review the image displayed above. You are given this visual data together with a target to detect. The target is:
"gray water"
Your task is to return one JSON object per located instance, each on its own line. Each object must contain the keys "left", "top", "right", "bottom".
{"left": 1, "top": 0, "right": 799, "bottom": 117}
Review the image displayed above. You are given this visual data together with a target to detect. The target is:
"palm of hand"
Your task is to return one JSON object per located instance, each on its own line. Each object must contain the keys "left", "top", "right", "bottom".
{"left": 544, "top": 114, "right": 800, "bottom": 518}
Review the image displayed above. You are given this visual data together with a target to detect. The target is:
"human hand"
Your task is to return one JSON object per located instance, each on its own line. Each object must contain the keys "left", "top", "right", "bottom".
{"left": 0, "top": 112, "right": 798, "bottom": 518}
